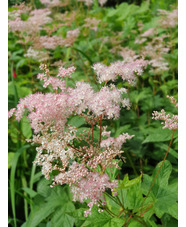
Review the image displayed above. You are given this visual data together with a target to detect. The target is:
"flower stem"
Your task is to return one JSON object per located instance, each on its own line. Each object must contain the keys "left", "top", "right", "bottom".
{"left": 99, "top": 115, "right": 102, "bottom": 147}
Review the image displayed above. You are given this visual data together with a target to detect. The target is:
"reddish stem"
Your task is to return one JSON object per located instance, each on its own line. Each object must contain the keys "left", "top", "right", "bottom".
{"left": 125, "top": 214, "right": 132, "bottom": 226}
{"left": 140, "top": 203, "right": 153, "bottom": 217}
{"left": 99, "top": 115, "right": 102, "bottom": 147}
{"left": 67, "top": 143, "right": 85, "bottom": 153}
{"left": 91, "top": 123, "right": 94, "bottom": 149}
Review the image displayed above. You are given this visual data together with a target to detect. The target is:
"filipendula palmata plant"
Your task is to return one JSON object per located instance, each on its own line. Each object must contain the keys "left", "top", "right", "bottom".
{"left": 9, "top": 60, "right": 178, "bottom": 226}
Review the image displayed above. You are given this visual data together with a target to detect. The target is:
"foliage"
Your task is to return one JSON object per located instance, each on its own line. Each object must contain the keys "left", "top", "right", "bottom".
{"left": 8, "top": 0, "right": 178, "bottom": 226}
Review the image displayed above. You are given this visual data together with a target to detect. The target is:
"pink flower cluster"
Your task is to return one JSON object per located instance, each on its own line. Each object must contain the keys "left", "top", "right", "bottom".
{"left": 100, "top": 133, "right": 134, "bottom": 150}
{"left": 24, "top": 47, "right": 49, "bottom": 62}
{"left": 9, "top": 62, "right": 137, "bottom": 216}
{"left": 158, "top": 8, "right": 178, "bottom": 28}
{"left": 78, "top": 0, "right": 107, "bottom": 7}
{"left": 40, "top": 0, "right": 62, "bottom": 7}
{"left": 93, "top": 59, "right": 148, "bottom": 85}
{"left": 152, "top": 96, "right": 178, "bottom": 130}
{"left": 84, "top": 18, "right": 101, "bottom": 31}
{"left": 71, "top": 172, "right": 117, "bottom": 216}
{"left": 9, "top": 8, "right": 52, "bottom": 34}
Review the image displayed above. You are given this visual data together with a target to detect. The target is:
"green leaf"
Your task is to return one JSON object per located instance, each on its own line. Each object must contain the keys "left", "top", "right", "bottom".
{"left": 16, "top": 59, "right": 28, "bottom": 70}
{"left": 22, "top": 188, "right": 37, "bottom": 198}
{"left": 104, "top": 192, "right": 122, "bottom": 215}
{"left": 8, "top": 81, "right": 32, "bottom": 99}
{"left": 104, "top": 217, "right": 125, "bottom": 227}
{"left": 117, "top": 176, "right": 144, "bottom": 213}
{"left": 8, "top": 152, "right": 15, "bottom": 169}
{"left": 50, "top": 202, "right": 75, "bottom": 227}
{"left": 21, "top": 116, "right": 32, "bottom": 139}
{"left": 142, "top": 160, "right": 178, "bottom": 219}
{"left": 128, "top": 220, "right": 144, "bottom": 227}
{"left": 105, "top": 161, "right": 122, "bottom": 181}
{"left": 68, "top": 116, "right": 86, "bottom": 128}
{"left": 142, "top": 128, "right": 172, "bottom": 143}
{"left": 82, "top": 206, "right": 125, "bottom": 227}
{"left": 24, "top": 186, "right": 74, "bottom": 227}
{"left": 118, "top": 174, "right": 142, "bottom": 190}
{"left": 115, "top": 125, "right": 130, "bottom": 137}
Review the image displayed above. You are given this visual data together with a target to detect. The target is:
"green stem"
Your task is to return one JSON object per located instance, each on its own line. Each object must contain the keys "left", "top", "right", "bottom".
{"left": 21, "top": 176, "right": 28, "bottom": 220}
{"left": 103, "top": 192, "right": 121, "bottom": 207}
{"left": 125, "top": 150, "right": 138, "bottom": 176}
{"left": 29, "top": 161, "right": 36, "bottom": 212}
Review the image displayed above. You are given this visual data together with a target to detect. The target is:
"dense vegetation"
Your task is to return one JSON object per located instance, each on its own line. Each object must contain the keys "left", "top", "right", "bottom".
{"left": 8, "top": 0, "right": 178, "bottom": 226}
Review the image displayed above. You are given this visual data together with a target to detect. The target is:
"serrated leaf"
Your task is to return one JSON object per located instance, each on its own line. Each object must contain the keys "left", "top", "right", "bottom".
{"left": 82, "top": 206, "right": 125, "bottom": 227}
{"left": 24, "top": 186, "right": 73, "bottom": 227}
{"left": 118, "top": 174, "right": 142, "bottom": 190}
{"left": 104, "top": 192, "right": 122, "bottom": 215}
{"left": 142, "top": 160, "right": 177, "bottom": 219}
{"left": 143, "top": 128, "right": 172, "bottom": 143}
{"left": 50, "top": 202, "right": 75, "bottom": 227}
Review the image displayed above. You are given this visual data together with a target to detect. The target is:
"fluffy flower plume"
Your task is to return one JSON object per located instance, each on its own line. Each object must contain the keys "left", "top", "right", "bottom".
{"left": 158, "top": 8, "right": 178, "bottom": 28}
{"left": 152, "top": 96, "right": 178, "bottom": 130}
{"left": 9, "top": 63, "right": 135, "bottom": 216}
{"left": 93, "top": 59, "right": 148, "bottom": 84}
{"left": 71, "top": 172, "right": 117, "bottom": 216}
{"left": 78, "top": 0, "right": 107, "bottom": 7}
{"left": 84, "top": 18, "right": 101, "bottom": 31}
{"left": 98, "top": 0, "right": 107, "bottom": 6}
{"left": 100, "top": 133, "right": 134, "bottom": 150}
{"left": 37, "top": 35, "right": 64, "bottom": 49}
{"left": 78, "top": 0, "right": 93, "bottom": 7}
{"left": 40, "top": 0, "right": 63, "bottom": 7}
{"left": 24, "top": 47, "right": 49, "bottom": 62}
{"left": 9, "top": 8, "right": 52, "bottom": 34}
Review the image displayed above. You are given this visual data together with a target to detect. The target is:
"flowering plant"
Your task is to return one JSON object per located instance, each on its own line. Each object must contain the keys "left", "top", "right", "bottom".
{"left": 9, "top": 59, "right": 148, "bottom": 216}
{"left": 8, "top": 1, "right": 178, "bottom": 226}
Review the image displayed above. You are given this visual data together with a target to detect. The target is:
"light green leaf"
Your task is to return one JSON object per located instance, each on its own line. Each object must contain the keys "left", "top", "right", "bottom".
{"left": 128, "top": 220, "right": 144, "bottom": 227}
{"left": 22, "top": 188, "right": 37, "bottom": 198}
{"left": 8, "top": 152, "right": 15, "bottom": 169}
{"left": 21, "top": 116, "right": 32, "bottom": 139}
{"left": 143, "top": 128, "right": 172, "bottom": 143}
{"left": 8, "top": 81, "right": 32, "bottom": 98}
{"left": 50, "top": 202, "right": 75, "bottom": 227}
{"left": 68, "top": 116, "right": 86, "bottom": 128}
{"left": 142, "top": 161, "right": 178, "bottom": 219}
{"left": 118, "top": 174, "right": 142, "bottom": 190}
{"left": 83, "top": 206, "right": 125, "bottom": 227}
{"left": 115, "top": 125, "right": 130, "bottom": 137}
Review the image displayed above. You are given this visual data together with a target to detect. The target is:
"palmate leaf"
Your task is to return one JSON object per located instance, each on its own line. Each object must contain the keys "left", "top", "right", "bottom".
{"left": 82, "top": 206, "right": 125, "bottom": 227}
{"left": 141, "top": 160, "right": 178, "bottom": 220}
{"left": 22, "top": 182, "right": 76, "bottom": 227}
{"left": 142, "top": 128, "right": 173, "bottom": 143}
{"left": 118, "top": 174, "right": 142, "bottom": 190}
{"left": 117, "top": 175, "right": 144, "bottom": 213}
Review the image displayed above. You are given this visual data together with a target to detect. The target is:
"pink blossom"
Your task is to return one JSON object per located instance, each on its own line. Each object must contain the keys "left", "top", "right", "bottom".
{"left": 152, "top": 109, "right": 178, "bottom": 130}
{"left": 57, "top": 66, "right": 76, "bottom": 78}
{"left": 71, "top": 172, "right": 118, "bottom": 216}
{"left": 93, "top": 59, "right": 148, "bottom": 84}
